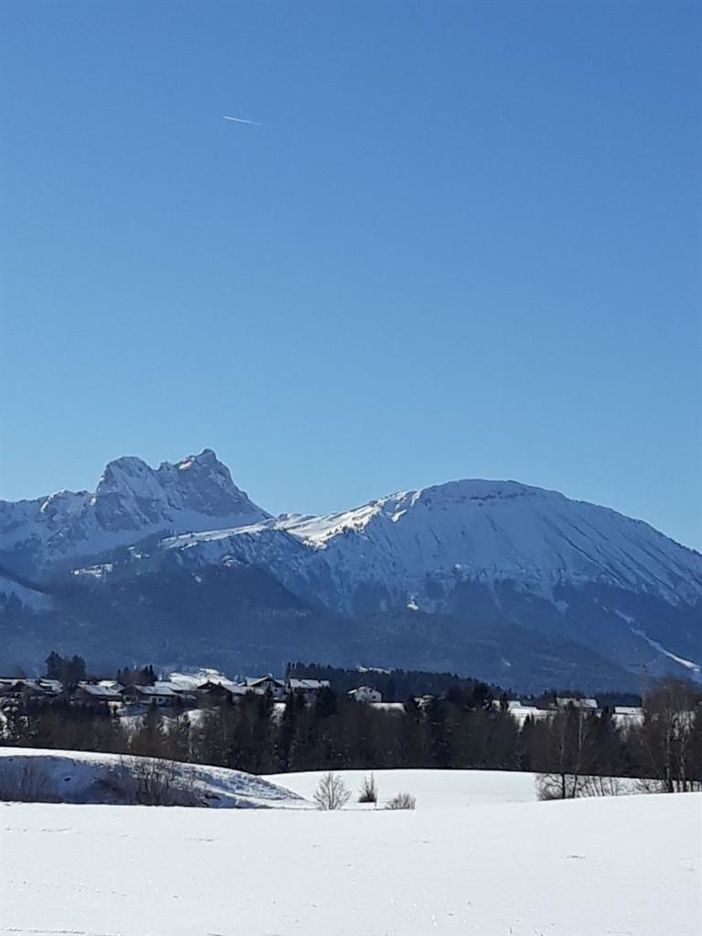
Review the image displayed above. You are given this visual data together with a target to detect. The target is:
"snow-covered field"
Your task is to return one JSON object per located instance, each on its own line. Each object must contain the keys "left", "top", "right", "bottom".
{"left": 268, "top": 767, "right": 538, "bottom": 808}
{"left": 1, "top": 761, "right": 700, "bottom": 936}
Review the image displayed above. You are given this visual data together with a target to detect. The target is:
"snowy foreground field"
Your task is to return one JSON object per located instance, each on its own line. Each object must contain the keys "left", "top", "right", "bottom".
{"left": 1, "top": 756, "right": 700, "bottom": 936}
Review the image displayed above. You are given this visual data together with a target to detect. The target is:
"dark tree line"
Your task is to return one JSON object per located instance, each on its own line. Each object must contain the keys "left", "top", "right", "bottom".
{"left": 45, "top": 652, "right": 87, "bottom": 687}
{"left": 116, "top": 665, "right": 157, "bottom": 686}
{"left": 3, "top": 678, "right": 700, "bottom": 791}
{"left": 44, "top": 652, "right": 155, "bottom": 687}
{"left": 287, "top": 662, "right": 507, "bottom": 704}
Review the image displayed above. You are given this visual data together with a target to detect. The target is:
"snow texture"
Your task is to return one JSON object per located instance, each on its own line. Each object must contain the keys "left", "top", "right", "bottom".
{"left": 0, "top": 765, "right": 699, "bottom": 936}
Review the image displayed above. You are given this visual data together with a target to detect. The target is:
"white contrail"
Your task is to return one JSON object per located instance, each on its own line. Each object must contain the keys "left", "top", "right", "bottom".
{"left": 223, "top": 114, "right": 261, "bottom": 126}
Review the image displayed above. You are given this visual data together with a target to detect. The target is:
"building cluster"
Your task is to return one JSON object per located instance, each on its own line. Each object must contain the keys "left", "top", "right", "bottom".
{"left": 0, "top": 674, "right": 387, "bottom": 711}
{"left": 0, "top": 677, "right": 644, "bottom": 724}
{"left": 494, "top": 696, "right": 644, "bottom": 725}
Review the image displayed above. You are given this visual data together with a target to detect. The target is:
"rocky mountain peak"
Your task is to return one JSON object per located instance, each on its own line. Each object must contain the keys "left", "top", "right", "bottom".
{"left": 0, "top": 450, "right": 270, "bottom": 575}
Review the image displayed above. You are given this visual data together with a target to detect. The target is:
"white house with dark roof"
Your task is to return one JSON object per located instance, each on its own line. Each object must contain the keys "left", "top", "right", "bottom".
{"left": 245, "top": 675, "right": 287, "bottom": 699}
{"left": 348, "top": 686, "right": 382, "bottom": 704}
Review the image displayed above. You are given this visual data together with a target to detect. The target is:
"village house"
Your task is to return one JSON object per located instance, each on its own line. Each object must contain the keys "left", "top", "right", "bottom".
{"left": 195, "top": 680, "right": 248, "bottom": 706}
{"left": 38, "top": 679, "right": 63, "bottom": 695}
{"left": 0, "top": 679, "right": 26, "bottom": 703}
{"left": 348, "top": 686, "right": 382, "bottom": 704}
{"left": 245, "top": 675, "right": 287, "bottom": 699}
{"left": 491, "top": 699, "right": 525, "bottom": 712}
{"left": 121, "top": 682, "right": 191, "bottom": 708}
{"left": 0, "top": 678, "right": 63, "bottom": 705}
{"left": 73, "top": 682, "right": 124, "bottom": 705}
{"left": 613, "top": 705, "right": 644, "bottom": 726}
{"left": 555, "top": 696, "right": 599, "bottom": 712}
{"left": 286, "top": 678, "right": 331, "bottom": 703}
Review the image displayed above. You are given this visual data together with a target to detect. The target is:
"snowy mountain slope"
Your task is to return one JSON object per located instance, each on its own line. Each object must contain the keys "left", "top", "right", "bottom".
{"left": 0, "top": 569, "right": 51, "bottom": 611}
{"left": 1, "top": 451, "right": 700, "bottom": 687}
{"left": 274, "top": 480, "right": 702, "bottom": 609}
{"left": 0, "top": 449, "right": 269, "bottom": 578}
{"left": 156, "top": 478, "right": 702, "bottom": 615}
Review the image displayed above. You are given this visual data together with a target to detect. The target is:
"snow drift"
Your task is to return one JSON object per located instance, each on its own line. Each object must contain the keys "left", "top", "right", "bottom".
{"left": 0, "top": 748, "right": 305, "bottom": 809}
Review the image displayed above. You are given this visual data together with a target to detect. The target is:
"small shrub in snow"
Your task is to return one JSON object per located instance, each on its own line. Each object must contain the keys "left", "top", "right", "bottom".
{"left": 536, "top": 773, "right": 575, "bottom": 800}
{"left": 358, "top": 773, "right": 378, "bottom": 804}
{"left": 386, "top": 792, "right": 416, "bottom": 810}
{"left": 578, "top": 775, "right": 625, "bottom": 798}
{"left": 313, "top": 771, "right": 351, "bottom": 810}
{"left": 536, "top": 773, "right": 626, "bottom": 800}
{"left": 104, "top": 756, "right": 201, "bottom": 807}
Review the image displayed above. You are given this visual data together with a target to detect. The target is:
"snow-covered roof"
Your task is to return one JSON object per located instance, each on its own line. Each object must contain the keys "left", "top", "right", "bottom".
{"left": 287, "top": 679, "right": 330, "bottom": 691}
{"left": 77, "top": 683, "right": 122, "bottom": 698}
{"left": 0, "top": 678, "right": 56, "bottom": 694}
{"left": 505, "top": 705, "right": 551, "bottom": 723}
{"left": 246, "top": 675, "right": 285, "bottom": 688}
{"left": 168, "top": 669, "right": 232, "bottom": 690}
{"left": 196, "top": 680, "right": 247, "bottom": 695}
{"left": 128, "top": 683, "right": 180, "bottom": 697}
{"left": 0, "top": 679, "right": 23, "bottom": 693}
{"left": 556, "top": 697, "right": 599, "bottom": 709}
{"left": 369, "top": 702, "right": 404, "bottom": 712}
{"left": 492, "top": 699, "right": 523, "bottom": 711}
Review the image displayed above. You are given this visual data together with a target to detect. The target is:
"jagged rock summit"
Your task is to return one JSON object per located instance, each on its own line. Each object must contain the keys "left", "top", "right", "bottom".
{"left": 0, "top": 449, "right": 269, "bottom": 576}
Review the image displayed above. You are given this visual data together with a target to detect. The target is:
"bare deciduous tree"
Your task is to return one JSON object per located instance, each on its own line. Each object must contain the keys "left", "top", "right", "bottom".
{"left": 638, "top": 679, "right": 702, "bottom": 793}
{"left": 313, "top": 771, "right": 351, "bottom": 810}
{"left": 532, "top": 707, "right": 598, "bottom": 799}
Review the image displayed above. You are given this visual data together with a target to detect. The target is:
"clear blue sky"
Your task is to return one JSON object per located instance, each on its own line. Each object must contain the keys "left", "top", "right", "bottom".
{"left": 1, "top": 1, "right": 701, "bottom": 549}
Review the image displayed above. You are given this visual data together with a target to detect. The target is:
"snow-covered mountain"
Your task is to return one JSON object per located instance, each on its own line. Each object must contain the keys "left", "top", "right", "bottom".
{"left": 169, "top": 478, "right": 701, "bottom": 611}
{"left": 1, "top": 452, "right": 701, "bottom": 690}
{"left": 0, "top": 449, "right": 269, "bottom": 577}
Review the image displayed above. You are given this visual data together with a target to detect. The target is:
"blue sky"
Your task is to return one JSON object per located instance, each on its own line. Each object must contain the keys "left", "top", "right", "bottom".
{"left": 1, "top": 1, "right": 701, "bottom": 549}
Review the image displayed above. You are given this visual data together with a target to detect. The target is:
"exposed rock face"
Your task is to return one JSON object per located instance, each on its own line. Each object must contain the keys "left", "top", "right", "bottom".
{"left": 0, "top": 449, "right": 269, "bottom": 575}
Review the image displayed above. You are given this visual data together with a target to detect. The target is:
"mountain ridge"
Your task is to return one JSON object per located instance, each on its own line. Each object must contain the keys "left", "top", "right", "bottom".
{"left": 1, "top": 450, "right": 700, "bottom": 690}
{"left": 0, "top": 449, "right": 269, "bottom": 578}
